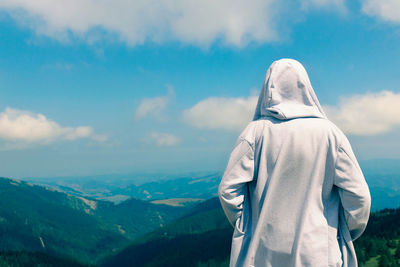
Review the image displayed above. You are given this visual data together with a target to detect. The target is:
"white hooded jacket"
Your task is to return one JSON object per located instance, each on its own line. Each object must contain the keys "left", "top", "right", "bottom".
{"left": 218, "top": 59, "right": 371, "bottom": 267}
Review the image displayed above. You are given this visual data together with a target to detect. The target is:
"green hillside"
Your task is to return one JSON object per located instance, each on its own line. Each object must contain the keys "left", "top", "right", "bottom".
{"left": 0, "top": 251, "right": 89, "bottom": 267}
{"left": 3, "top": 174, "right": 400, "bottom": 267}
{"left": 0, "top": 177, "right": 187, "bottom": 264}
{"left": 95, "top": 197, "right": 188, "bottom": 239}
{"left": 102, "top": 197, "right": 231, "bottom": 267}
{"left": 103, "top": 228, "right": 232, "bottom": 267}
{"left": 355, "top": 208, "right": 400, "bottom": 266}
{"left": 133, "top": 197, "right": 229, "bottom": 245}
{"left": 105, "top": 198, "right": 400, "bottom": 267}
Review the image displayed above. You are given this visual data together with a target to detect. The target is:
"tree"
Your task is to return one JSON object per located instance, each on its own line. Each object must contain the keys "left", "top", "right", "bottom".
{"left": 379, "top": 254, "right": 390, "bottom": 267}
{"left": 395, "top": 244, "right": 400, "bottom": 259}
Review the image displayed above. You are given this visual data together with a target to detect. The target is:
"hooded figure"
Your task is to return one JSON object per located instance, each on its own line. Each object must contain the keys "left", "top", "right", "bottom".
{"left": 218, "top": 59, "right": 371, "bottom": 267}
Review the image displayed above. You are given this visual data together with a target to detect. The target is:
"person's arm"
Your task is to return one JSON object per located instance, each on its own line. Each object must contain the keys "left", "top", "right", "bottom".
{"left": 218, "top": 137, "right": 255, "bottom": 228}
{"left": 334, "top": 136, "right": 371, "bottom": 241}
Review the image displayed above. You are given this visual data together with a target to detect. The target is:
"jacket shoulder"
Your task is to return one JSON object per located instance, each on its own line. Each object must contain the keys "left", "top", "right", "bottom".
{"left": 237, "top": 120, "right": 266, "bottom": 147}
{"left": 322, "top": 119, "right": 349, "bottom": 144}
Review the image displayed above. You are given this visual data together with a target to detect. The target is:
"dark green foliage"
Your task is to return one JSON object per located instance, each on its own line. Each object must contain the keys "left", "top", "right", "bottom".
{"left": 379, "top": 254, "right": 390, "bottom": 267}
{"left": 106, "top": 197, "right": 400, "bottom": 267}
{"left": 133, "top": 198, "right": 229, "bottom": 245}
{"left": 103, "top": 228, "right": 232, "bottom": 267}
{"left": 95, "top": 198, "right": 188, "bottom": 239}
{"left": 0, "top": 177, "right": 126, "bottom": 264}
{"left": 0, "top": 177, "right": 186, "bottom": 265}
{"left": 103, "top": 197, "right": 231, "bottom": 267}
{"left": 354, "top": 207, "right": 400, "bottom": 266}
{"left": 3, "top": 174, "right": 400, "bottom": 266}
{"left": 0, "top": 251, "right": 88, "bottom": 267}
{"left": 395, "top": 244, "right": 400, "bottom": 259}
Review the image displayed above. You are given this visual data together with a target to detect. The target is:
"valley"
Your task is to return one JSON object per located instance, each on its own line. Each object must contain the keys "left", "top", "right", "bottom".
{"left": 1, "top": 163, "right": 400, "bottom": 266}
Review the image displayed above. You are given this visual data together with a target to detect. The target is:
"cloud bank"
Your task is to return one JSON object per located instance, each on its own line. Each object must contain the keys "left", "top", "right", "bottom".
{"left": 0, "top": 0, "right": 398, "bottom": 47}
{"left": 0, "top": 0, "right": 347, "bottom": 47}
{"left": 0, "top": 0, "right": 277, "bottom": 46}
{"left": 323, "top": 90, "right": 400, "bottom": 135}
{"left": 0, "top": 107, "right": 107, "bottom": 145}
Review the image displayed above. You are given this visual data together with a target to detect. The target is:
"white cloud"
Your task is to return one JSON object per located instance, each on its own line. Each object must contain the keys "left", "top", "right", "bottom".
{"left": 0, "top": 0, "right": 341, "bottom": 47}
{"left": 0, "top": 107, "right": 107, "bottom": 145}
{"left": 183, "top": 90, "right": 400, "bottom": 136}
{"left": 183, "top": 96, "right": 258, "bottom": 132}
{"left": 134, "top": 96, "right": 169, "bottom": 120}
{"left": 134, "top": 88, "right": 174, "bottom": 120}
{"left": 361, "top": 0, "right": 400, "bottom": 23}
{"left": 144, "top": 132, "right": 181, "bottom": 147}
{"left": 323, "top": 90, "right": 400, "bottom": 136}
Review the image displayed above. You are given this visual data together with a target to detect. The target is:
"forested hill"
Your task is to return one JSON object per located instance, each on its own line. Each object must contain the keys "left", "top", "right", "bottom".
{"left": 102, "top": 197, "right": 231, "bottom": 267}
{"left": 0, "top": 251, "right": 89, "bottom": 267}
{"left": 1, "top": 175, "right": 400, "bottom": 266}
{"left": 0, "top": 177, "right": 188, "bottom": 265}
{"left": 355, "top": 208, "right": 400, "bottom": 266}
{"left": 105, "top": 198, "right": 400, "bottom": 267}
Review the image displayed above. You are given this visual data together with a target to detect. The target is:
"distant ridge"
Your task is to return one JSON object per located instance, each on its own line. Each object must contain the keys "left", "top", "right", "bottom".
{"left": 22, "top": 163, "right": 400, "bottom": 211}
{"left": 23, "top": 172, "right": 221, "bottom": 203}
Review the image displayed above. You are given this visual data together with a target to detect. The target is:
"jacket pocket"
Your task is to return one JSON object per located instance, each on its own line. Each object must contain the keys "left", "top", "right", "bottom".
{"left": 235, "top": 214, "right": 245, "bottom": 235}
{"left": 235, "top": 203, "right": 249, "bottom": 236}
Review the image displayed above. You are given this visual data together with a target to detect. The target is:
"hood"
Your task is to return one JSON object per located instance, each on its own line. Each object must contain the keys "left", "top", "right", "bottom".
{"left": 253, "top": 58, "right": 326, "bottom": 121}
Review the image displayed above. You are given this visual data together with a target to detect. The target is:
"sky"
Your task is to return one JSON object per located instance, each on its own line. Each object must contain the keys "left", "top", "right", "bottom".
{"left": 0, "top": 0, "right": 400, "bottom": 178}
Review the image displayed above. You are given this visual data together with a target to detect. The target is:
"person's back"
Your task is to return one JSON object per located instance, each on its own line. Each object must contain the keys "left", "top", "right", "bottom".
{"left": 218, "top": 59, "right": 371, "bottom": 267}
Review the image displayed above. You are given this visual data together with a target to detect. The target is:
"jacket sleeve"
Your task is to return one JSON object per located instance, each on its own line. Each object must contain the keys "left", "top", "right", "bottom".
{"left": 218, "top": 137, "right": 255, "bottom": 228}
{"left": 334, "top": 137, "right": 371, "bottom": 241}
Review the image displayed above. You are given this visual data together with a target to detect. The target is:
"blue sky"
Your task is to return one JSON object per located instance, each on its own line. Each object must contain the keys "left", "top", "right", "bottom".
{"left": 0, "top": 0, "right": 399, "bottom": 178}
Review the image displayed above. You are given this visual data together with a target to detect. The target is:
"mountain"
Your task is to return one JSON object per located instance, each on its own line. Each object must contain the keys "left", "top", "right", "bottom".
{"left": 359, "top": 159, "right": 400, "bottom": 176}
{"left": 2, "top": 172, "right": 400, "bottom": 266}
{"left": 360, "top": 173, "right": 400, "bottom": 211}
{"left": 104, "top": 197, "right": 400, "bottom": 267}
{"left": 95, "top": 197, "right": 189, "bottom": 239}
{"left": 0, "top": 177, "right": 188, "bottom": 264}
{"left": 24, "top": 172, "right": 221, "bottom": 203}
{"left": 23, "top": 160, "right": 400, "bottom": 210}
{"left": 134, "top": 197, "right": 229, "bottom": 244}
{"left": 102, "top": 197, "right": 231, "bottom": 267}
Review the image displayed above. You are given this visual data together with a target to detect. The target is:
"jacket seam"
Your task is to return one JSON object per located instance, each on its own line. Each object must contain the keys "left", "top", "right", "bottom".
{"left": 338, "top": 146, "right": 359, "bottom": 172}
{"left": 334, "top": 141, "right": 353, "bottom": 240}
{"left": 240, "top": 137, "right": 254, "bottom": 152}
{"left": 223, "top": 139, "right": 253, "bottom": 179}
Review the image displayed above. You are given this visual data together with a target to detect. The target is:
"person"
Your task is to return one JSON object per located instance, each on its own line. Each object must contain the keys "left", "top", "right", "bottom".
{"left": 218, "top": 58, "right": 371, "bottom": 267}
